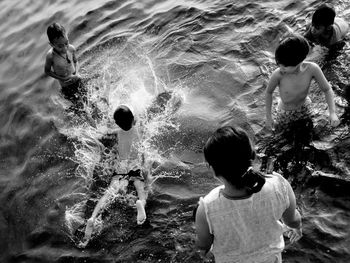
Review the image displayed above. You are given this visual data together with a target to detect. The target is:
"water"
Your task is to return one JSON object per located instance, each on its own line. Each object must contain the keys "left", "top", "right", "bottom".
{"left": 1, "top": 0, "right": 350, "bottom": 262}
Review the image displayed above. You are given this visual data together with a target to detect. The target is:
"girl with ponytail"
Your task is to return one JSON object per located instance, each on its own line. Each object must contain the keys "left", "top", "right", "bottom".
{"left": 195, "top": 126, "right": 302, "bottom": 263}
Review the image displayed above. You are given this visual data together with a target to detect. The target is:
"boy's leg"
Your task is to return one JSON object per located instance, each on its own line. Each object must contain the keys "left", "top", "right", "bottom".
{"left": 133, "top": 178, "right": 147, "bottom": 225}
{"left": 80, "top": 177, "right": 128, "bottom": 247}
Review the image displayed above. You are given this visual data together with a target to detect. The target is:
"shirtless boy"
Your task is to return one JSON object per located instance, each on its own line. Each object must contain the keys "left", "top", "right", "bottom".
{"left": 265, "top": 34, "right": 339, "bottom": 132}
{"left": 45, "top": 22, "right": 86, "bottom": 111}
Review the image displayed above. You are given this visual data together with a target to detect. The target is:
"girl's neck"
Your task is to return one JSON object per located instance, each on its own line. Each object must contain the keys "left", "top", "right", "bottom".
{"left": 221, "top": 183, "right": 250, "bottom": 199}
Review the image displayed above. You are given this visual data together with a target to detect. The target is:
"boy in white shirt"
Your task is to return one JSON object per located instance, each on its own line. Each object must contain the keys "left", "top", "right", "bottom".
{"left": 80, "top": 106, "right": 148, "bottom": 247}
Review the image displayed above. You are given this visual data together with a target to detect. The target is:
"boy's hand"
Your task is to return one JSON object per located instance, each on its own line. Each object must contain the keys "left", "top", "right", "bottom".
{"left": 329, "top": 113, "right": 340, "bottom": 127}
{"left": 64, "top": 74, "right": 81, "bottom": 84}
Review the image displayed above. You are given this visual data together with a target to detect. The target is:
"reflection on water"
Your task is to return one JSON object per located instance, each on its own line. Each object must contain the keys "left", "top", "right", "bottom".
{"left": 0, "top": 0, "right": 350, "bottom": 262}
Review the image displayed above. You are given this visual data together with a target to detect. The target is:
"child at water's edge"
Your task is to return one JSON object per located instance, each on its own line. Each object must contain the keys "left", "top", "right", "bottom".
{"left": 80, "top": 105, "right": 149, "bottom": 247}
{"left": 304, "top": 4, "right": 349, "bottom": 48}
{"left": 265, "top": 34, "right": 339, "bottom": 132}
{"left": 195, "top": 126, "right": 302, "bottom": 262}
{"left": 44, "top": 22, "right": 86, "bottom": 111}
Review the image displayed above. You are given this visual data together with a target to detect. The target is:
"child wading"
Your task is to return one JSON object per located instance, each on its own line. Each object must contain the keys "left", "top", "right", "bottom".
{"left": 304, "top": 4, "right": 349, "bottom": 48}
{"left": 195, "top": 126, "right": 302, "bottom": 263}
{"left": 45, "top": 22, "right": 87, "bottom": 113}
{"left": 265, "top": 34, "right": 339, "bottom": 133}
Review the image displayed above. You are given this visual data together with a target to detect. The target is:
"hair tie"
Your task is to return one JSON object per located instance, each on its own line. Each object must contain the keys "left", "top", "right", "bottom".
{"left": 241, "top": 166, "right": 253, "bottom": 178}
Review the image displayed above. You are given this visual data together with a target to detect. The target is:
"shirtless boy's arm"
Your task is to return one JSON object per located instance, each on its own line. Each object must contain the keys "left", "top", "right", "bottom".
{"left": 44, "top": 51, "right": 69, "bottom": 82}
{"left": 70, "top": 45, "right": 79, "bottom": 75}
{"left": 311, "top": 63, "right": 340, "bottom": 126}
{"left": 265, "top": 70, "right": 279, "bottom": 130}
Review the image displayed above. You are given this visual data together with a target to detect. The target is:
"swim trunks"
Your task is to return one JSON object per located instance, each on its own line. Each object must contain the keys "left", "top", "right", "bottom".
{"left": 274, "top": 98, "right": 314, "bottom": 136}
{"left": 61, "top": 77, "right": 87, "bottom": 111}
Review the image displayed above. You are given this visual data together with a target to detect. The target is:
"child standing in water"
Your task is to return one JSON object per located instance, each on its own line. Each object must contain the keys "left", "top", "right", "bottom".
{"left": 304, "top": 4, "right": 349, "bottom": 48}
{"left": 80, "top": 105, "right": 149, "bottom": 247}
{"left": 45, "top": 22, "right": 86, "bottom": 112}
{"left": 195, "top": 126, "right": 302, "bottom": 262}
{"left": 265, "top": 34, "right": 339, "bottom": 132}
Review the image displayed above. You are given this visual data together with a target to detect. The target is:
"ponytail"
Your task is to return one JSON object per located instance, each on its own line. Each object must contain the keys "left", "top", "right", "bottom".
{"left": 239, "top": 167, "right": 266, "bottom": 194}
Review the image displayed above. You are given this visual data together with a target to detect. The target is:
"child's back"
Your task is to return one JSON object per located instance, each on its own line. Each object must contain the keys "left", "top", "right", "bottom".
{"left": 202, "top": 173, "right": 288, "bottom": 262}
{"left": 195, "top": 126, "right": 302, "bottom": 263}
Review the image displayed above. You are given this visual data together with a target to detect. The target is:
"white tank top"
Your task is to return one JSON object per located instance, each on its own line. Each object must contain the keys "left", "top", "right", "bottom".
{"left": 200, "top": 172, "right": 290, "bottom": 263}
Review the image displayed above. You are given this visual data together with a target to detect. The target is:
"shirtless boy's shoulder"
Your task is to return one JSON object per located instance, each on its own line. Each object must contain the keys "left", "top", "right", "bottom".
{"left": 301, "top": 61, "right": 323, "bottom": 77}
{"left": 68, "top": 44, "right": 76, "bottom": 53}
{"left": 46, "top": 48, "right": 54, "bottom": 60}
{"left": 301, "top": 61, "right": 317, "bottom": 69}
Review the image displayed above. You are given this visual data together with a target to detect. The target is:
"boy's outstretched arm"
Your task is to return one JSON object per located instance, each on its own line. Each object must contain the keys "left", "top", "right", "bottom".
{"left": 265, "top": 70, "right": 279, "bottom": 130}
{"left": 44, "top": 51, "right": 69, "bottom": 81}
{"left": 312, "top": 63, "right": 340, "bottom": 126}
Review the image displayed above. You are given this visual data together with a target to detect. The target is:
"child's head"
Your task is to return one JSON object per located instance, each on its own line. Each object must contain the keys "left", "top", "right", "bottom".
{"left": 47, "top": 22, "right": 69, "bottom": 53}
{"left": 204, "top": 126, "right": 265, "bottom": 194}
{"left": 113, "top": 105, "right": 135, "bottom": 131}
{"left": 275, "top": 34, "right": 309, "bottom": 69}
{"left": 311, "top": 4, "right": 335, "bottom": 33}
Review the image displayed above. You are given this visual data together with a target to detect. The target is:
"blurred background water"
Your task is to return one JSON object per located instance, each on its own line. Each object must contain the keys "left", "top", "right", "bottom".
{"left": 0, "top": 0, "right": 350, "bottom": 262}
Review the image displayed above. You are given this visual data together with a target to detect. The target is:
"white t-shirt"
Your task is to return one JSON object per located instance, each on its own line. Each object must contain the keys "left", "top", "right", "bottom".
{"left": 114, "top": 104, "right": 142, "bottom": 173}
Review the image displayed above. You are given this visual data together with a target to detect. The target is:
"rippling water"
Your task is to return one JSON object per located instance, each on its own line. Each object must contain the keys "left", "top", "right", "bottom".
{"left": 1, "top": 0, "right": 350, "bottom": 262}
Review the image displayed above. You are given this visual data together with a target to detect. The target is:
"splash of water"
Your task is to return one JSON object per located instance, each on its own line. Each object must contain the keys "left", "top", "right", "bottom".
{"left": 59, "top": 45, "right": 187, "bottom": 240}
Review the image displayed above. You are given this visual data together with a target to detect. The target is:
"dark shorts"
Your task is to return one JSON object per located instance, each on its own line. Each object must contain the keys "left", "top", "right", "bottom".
{"left": 61, "top": 77, "right": 87, "bottom": 110}
{"left": 124, "top": 169, "right": 145, "bottom": 182}
{"left": 275, "top": 99, "right": 313, "bottom": 134}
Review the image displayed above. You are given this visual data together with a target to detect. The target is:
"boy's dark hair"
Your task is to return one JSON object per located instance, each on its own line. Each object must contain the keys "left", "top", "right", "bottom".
{"left": 204, "top": 126, "right": 266, "bottom": 194}
{"left": 113, "top": 105, "right": 134, "bottom": 131}
{"left": 275, "top": 34, "right": 310, "bottom": 66}
{"left": 312, "top": 4, "right": 335, "bottom": 28}
{"left": 47, "top": 22, "right": 66, "bottom": 43}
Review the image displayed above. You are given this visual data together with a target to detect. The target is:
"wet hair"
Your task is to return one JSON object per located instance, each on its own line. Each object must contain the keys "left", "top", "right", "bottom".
{"left": 312, "top": 4, "right": 335, "bottom": 28}
{"left": 47, "top": 22, "right": 66, "bottom": 43}
{"left": 275, "top": 34, "right": 309, "bottom": 66}
{"left": 204, "top": 126, "right": 266, "bottom": 194}
{"left": 113, "top": 105, "right": 134, "bottom": 131}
